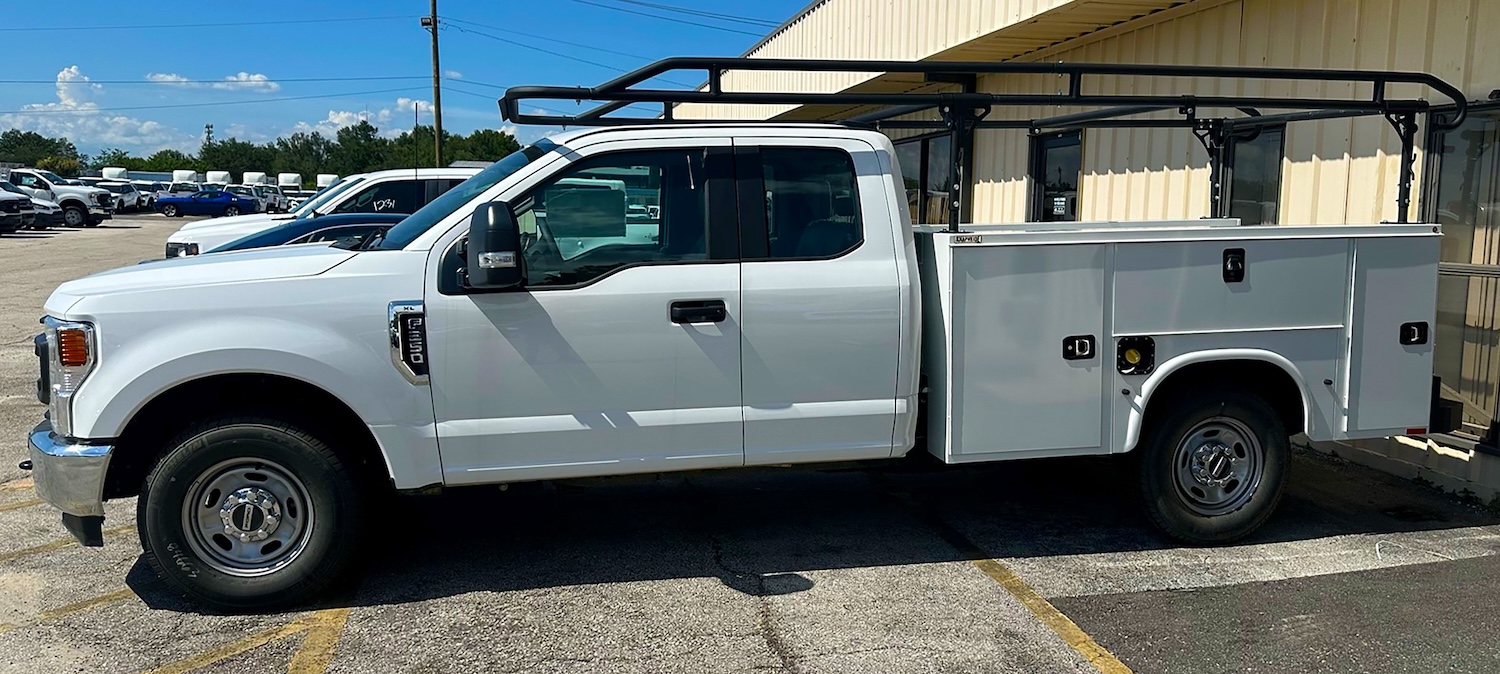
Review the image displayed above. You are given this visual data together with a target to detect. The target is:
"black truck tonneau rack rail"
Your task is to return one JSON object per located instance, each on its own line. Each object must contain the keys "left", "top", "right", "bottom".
{"left": 497, "top": 57, "right": 1470, "bottom": 230}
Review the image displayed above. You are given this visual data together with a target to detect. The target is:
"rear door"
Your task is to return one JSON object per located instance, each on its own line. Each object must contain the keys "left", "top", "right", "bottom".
{"left": 733, "top": 137, "right": 904, "bottom": 465}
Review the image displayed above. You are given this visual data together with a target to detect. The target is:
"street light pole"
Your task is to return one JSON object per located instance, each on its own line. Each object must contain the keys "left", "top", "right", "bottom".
{"left": 422, "top": 2, "right": 444, "bottom": 167}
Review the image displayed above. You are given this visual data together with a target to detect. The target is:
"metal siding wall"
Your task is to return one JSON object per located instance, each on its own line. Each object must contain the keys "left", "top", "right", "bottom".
{"left": 675, "top": 0, "right": 1078, "bottom": 121}
{"left": 970, "top": 0, "right": 1497, "bottom": 224}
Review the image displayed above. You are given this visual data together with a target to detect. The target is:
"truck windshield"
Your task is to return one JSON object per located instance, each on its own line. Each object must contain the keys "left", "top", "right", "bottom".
{"left": 296, "top": 178, "right": 362, "bottom": 216}
{"left": 374, "top": 140, "right": 558, "bottom": 250}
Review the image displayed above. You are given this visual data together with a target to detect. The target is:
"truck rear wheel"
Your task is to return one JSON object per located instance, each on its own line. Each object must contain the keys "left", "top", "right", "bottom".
{"left": 1138, "top": 390, "right": 1288, "bottom": 544}
{"left": 138, "top": 417, "right": 363, "bottom": 611}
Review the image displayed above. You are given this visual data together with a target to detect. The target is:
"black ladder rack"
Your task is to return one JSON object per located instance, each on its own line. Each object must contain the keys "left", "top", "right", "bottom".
{"left": 498, "top": 57, "right": 1469, "bottom": 230}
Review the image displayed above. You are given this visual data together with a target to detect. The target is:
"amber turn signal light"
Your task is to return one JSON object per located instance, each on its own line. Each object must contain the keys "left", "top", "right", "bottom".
{"left": 57, "top": 328, "right": 90, "bottom": 367}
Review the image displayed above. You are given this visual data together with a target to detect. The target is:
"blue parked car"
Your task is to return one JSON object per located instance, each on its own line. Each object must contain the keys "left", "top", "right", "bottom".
{"left": 155, "top": 189, "right": 259, "bottom": 218}
{"left": 214, "top": 212, "right": 407, "bottom": 252}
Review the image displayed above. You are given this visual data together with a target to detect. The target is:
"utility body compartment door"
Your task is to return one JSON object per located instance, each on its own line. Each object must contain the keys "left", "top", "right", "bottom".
{"left": 1346, "top": 236, "right": 1439, "bottom": 434}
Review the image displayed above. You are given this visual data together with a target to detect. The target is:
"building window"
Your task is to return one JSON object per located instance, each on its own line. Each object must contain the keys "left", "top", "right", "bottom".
{"left": 1226, "top": 126, "right": 1285, "bottom": 226}
{"left": 1030, "top": 131, "right": 1081, "bottom": 222}
{"left": 1426, "top": 104, "right": 1500, "bottom": 450}
{"left": 892, "top": 134, "right": 953, "bottom": 225}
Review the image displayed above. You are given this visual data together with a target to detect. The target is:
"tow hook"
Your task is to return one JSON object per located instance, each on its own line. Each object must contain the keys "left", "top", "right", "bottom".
{"left": 18, "top": 460, "right": 32, "bottom": 471}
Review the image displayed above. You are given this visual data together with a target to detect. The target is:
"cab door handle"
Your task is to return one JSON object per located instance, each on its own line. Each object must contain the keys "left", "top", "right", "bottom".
{"left": 670, "top": 299, "right": 727, "bottom": 324}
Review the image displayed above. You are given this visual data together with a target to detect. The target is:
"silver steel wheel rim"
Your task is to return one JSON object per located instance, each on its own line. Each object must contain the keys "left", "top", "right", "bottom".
{"left": 180, "top": 457, "right": 315, "bottom": 577}
{"left": 1171, "top": 416, "right": 1264, "bottom": 516}
{"left": 63, "top": 208, "right": 83, "bottom": 226}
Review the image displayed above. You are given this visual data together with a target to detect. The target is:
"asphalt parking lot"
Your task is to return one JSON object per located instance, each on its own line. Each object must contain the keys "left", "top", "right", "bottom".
{"left": 2, "top": 214, "right": 1500, "bottom": 673}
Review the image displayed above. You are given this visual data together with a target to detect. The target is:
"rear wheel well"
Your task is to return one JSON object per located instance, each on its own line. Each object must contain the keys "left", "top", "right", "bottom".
{"left": 1141, "top": 359, "right": 1307, "bottom": 441}
{"left": 106, "top": 374, "right": 390, "bottom": 499}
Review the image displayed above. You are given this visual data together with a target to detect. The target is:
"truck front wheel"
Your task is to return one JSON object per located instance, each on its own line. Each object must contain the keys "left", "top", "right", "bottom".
{"left": 138, "top": 418, "right": 364, "bottom": 610}
{"left": 1138, "top": 390, "right": 1288, "bottom": 544}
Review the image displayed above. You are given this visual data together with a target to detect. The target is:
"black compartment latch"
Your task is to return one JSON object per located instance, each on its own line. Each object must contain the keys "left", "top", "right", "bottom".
{"left": 1063, "top": 335, "right": 1096, "bottom": 360}
{"left": 1223, "top": 248, "right": 1246, "bottom": 283}
{"left": 1400, "top": 321, "right": 1429, "bottom": 345}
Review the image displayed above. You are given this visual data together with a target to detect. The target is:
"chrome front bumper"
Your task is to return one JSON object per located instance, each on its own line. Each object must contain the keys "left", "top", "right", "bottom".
{"left": 27, "top": 419, "right": 113, "bottom": 519}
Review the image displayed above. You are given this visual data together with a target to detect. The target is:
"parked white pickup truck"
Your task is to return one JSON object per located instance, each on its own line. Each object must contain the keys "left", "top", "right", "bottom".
{"left": 22, "top": 59, "right": 1461, "bottom": 610}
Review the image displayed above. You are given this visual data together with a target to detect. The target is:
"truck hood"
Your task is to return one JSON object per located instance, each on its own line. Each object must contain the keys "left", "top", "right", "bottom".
{"left": 31, "top": 197, "right": 60, "bottom": 210}
{"left": 175, "top": 211, "right": 296, "bottom": 233}
{"left": 48, "top": 244, "right": 355, "bottom": 311}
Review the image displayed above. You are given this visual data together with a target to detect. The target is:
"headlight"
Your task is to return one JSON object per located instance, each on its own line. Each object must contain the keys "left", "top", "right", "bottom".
{"left": 44, "top": 317, "right": 97, "bottom": 438}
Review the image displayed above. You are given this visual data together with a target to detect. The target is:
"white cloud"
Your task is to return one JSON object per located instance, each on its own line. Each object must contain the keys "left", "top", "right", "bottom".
{"left": 290, "top": 97, "right": 438, "bottom": 137}
{"left": 444, "top": 69, "right": 462, "bottom": 79}
{"left": 145, "top": 72, "right": 191, "bottom": 85}
{"left": 144, "top": 71, "right": 280, "bottom": 93}
{"left": 0, "top": 66, "right": 194, "bottom": 154}
{"left": 214, "top": 72, "right": 279, "bottom": 93}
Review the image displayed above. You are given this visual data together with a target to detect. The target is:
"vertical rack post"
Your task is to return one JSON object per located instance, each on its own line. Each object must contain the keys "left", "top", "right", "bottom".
{"left": 1387, "top": 110, "right": 1419, "bottom": 224}
{"left": 940, "top": 103, "right": 989, "bottom": 232}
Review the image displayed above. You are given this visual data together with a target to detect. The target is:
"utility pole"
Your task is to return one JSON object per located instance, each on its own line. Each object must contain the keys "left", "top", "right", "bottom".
{"left": 421, "top": 3, "right": 443, "bottom": 167}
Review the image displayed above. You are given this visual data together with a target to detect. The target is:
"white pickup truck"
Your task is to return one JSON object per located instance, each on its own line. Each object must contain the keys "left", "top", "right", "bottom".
{"left": 4, "top": 167, "right": 114, "bottom": 226}
{"left": 22, "top": 60, "right": 1458, "bottom": 610}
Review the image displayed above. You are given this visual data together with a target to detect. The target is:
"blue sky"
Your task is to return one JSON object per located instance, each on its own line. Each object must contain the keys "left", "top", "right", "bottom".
{"left": 0, "top": 0, "right": 807, "bottom": 156}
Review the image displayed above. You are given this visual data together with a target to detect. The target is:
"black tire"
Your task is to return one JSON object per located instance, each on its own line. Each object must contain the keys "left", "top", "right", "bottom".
{"left": 1138, "top": 390, "right": 1288, "bottom": 544}
{"left": 224, "top": 205, "right": 239, "bottom": 217}
{"left": 161, "top": 204, "right": 178, "bottom": 217}
{"left": 62, "top": 204, "right": 86, "bottom": 227}
{"left": 138, "top": 417, "right": 364, "bottom": 611}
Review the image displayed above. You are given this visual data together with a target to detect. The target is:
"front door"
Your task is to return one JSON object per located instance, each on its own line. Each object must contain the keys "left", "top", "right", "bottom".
{"left": 427, "top": 140, "right": 744, "bottom": 484}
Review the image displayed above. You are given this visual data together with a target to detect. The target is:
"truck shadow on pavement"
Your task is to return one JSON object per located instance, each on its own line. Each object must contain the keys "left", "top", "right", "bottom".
{"left": 124, "top": 449, "right": 1500, "bottom": 613}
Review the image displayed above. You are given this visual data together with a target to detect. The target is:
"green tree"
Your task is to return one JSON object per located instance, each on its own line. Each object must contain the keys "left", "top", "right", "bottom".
{"left": 89, "top": 148, "right": 145, "bottom": 171}
{"left": 0, "top": 130, "right": 81, "bottom": 165}
{"left": 141, "top": 149, "right": 196, "bottom": 173}
{"left": 326, "top": 121, "right": 390, "bottom": 176}
{"left": 451, "top": 128, "right": 520, "bottom": 162}
{"left": 197, "top": 138, "right": 277, "bottom": 181}
{"left": 35, "top": 155, "right": 82, "bottom": 177}
{"left": 272, "top": 132, "right": 334, "bottom": 187}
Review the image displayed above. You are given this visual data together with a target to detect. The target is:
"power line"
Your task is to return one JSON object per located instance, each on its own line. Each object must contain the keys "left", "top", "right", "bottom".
{"left": 0, "top": 76, "right": 428, "bottom": 85}
{"left": 564, "top": 0, "right": 762, "bottom": 36}
{"left": 441, "top": 24, "right": 695, "bottom": 88}
{"left": 0, "top": 87, "right": 426, "bottom": 115}
{"left": 440, "top": 16, "right": 651, "bottom": 61}
{"left": 0, "top": 15, "right": 414, "bottom": 32}
{"left": 600, "top": 0, "right": 779, "bottom": 28}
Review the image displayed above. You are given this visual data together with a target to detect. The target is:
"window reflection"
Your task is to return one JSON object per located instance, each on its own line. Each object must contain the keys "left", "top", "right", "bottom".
{"left": 1228, "top": 126, "right": 1284, "bottom": 226}
{"left": 893, "top": 134, "right": 953, "bottom": 226}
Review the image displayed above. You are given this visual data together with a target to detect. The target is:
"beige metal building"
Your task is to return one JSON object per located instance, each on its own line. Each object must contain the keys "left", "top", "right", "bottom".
{"left": 679, "top": 0, "right": 1500, "bottom": 494}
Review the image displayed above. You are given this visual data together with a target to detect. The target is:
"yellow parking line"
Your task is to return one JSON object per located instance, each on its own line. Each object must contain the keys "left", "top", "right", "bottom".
{"left": 0, "top": 479, "right": 33, "bottom": 493}
{"left": 969, "top": 558, "right": 1133, "bottom": 674}
{"left": 878, "top": 480, "right": 1132, "bottom": 674}
{"left": 0, "top": 588, "right": 137, "bottom": 636}
{"left": 142, "top": 621, "right": 309, "bottom": 674}
{"left": 0, "top": 525, "right": 135, "bottom": 564}
{"left": 141, "top": 605, "right": 351, "bottom": 674}
{"left": 287, "top": 607, "right": 352, "bottom": 674}
{"left": 38, "top": 588, "right": 136, "bottom": 622}
{"left": 0, "top": 498, "right": 43, "bottom": 513}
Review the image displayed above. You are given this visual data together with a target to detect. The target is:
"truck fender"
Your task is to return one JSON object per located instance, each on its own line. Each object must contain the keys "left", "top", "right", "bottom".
{"left": 1123, "top": 348, "right": 1314, "bottom": 452}
{"left": 74, "top": 316, "right": 441, "bottom": 489}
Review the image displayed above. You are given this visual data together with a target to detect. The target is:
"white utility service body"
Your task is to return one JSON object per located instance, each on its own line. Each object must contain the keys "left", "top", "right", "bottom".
{"left": 24, "top": 123, "right": 1442, "bottom": 609}
{"left": 917, "top": 222, "right": 1437, "bottom": 463}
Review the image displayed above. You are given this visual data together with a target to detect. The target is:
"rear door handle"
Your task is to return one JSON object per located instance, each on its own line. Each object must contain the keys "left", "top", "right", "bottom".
{"left": 670, "top": 299, "right": 727, "bottom": 324}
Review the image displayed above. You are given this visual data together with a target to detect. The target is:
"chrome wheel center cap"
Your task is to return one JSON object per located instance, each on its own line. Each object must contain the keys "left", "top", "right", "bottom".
{"left": 219, "top": 488, "right": 282, "bottom": 543}
{"left": 1189, "top": 443, "right": 1236, "bottom": 486}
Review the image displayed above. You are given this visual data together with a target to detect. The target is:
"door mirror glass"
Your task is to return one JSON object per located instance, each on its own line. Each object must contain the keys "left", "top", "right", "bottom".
{"left": 466, "top": 201, "right": 523, "bottom": 290}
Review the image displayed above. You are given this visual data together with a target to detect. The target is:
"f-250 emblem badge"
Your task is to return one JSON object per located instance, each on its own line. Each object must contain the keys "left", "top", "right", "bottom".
{"left": 388, "top": 302, "right": 430, "bottom": 384}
